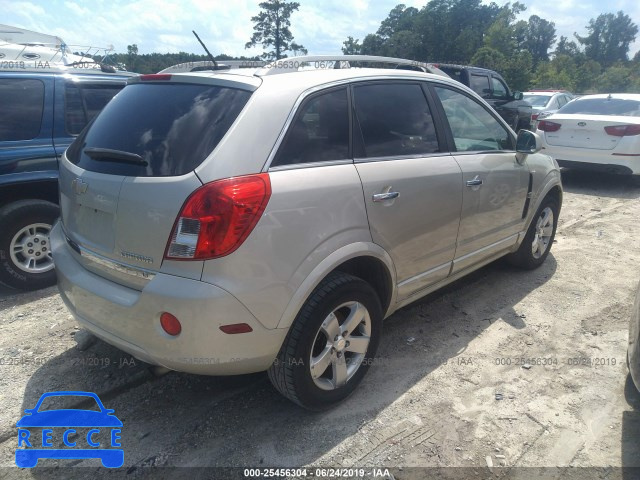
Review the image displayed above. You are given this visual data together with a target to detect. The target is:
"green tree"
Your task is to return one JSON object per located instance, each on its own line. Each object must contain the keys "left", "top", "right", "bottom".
{"left": 576, "top": 11, "right": 638, "bottom": 67}
{"left": 525, "top": 15, "right": 556, "bottom": 65}
{"left": 126, "top": 44, "right": 138, "bottom": 71}
{"left": 360, "top": 34, "right": 385, "bottom": 55}
{"left": 502, "top": 50, "right": 532, "bottom": 91}
{"left": 341, "top": 36, "right": 361, "bottom": 55}
{"left": 531, "top": 54, "right": 578, "bottom": 91}
{"left": 575, "top": 60, "right": 601, "bottom": 93}
{"left": 471, "top": 46, "right": 506, "bottom": 71}
{"left": 245, "top": 0, "right": 307, "bottom": 60}
{"left": 483, "top": 2, "right": 527, "bottom": 56}
{"left": 377, "top": 4, "right": 419, "bottom": 39}
{"left": 595, "top": 65, "right": 635, "bottom": 92}
{"left": 554, "top": 36, "right": 581, "bottom": 57}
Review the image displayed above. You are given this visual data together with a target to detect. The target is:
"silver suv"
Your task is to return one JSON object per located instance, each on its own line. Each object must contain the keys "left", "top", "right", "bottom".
{"left": 52, "top": 56, "right": 562, "bottom": 410}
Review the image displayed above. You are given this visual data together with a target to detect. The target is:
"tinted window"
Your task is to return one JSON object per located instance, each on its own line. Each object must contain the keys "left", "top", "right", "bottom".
{"left": 67, "top": 83, "right": 251, "bottom": 176}
{"left": 559, "top": 98, "right": 640, "bottom": 116}
{"left": 65, "top": 84, "right": 123, "bottom": 135}
{"left": 0, "top": 78, "right": 44, "bottom": 141}
{"left": 434, "top": 86, "right": 514, "bottom": 152}
{"left": 470, "top": 75, "right": 490, "bottom": 98}
{"left": 491, "top": 77, "right": 508, "bottom": 99}
{"left": 523, "top": 94, "right": 551, "bottom": 107}
{"left": 353, "top": 83, "right": 439, "bottom": 158}
{"left": 272, "top": 88, "right": 349, "bottom": 167}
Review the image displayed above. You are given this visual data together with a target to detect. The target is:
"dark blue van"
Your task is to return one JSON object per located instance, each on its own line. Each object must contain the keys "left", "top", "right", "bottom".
{"left": 0, "top": 67, "right": 133, "bottom": 290}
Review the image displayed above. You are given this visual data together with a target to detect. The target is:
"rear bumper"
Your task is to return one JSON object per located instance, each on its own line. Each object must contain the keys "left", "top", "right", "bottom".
{"left": 51, "top": 221, "right": 287, "bottom": 375}
{"left": 542, "top": 146, "right": 640, "bottom": 174}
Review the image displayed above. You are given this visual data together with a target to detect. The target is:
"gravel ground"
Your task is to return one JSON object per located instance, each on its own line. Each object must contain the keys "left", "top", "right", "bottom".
{"left": 0, "top": 169, "right": 639, "bottom": 480}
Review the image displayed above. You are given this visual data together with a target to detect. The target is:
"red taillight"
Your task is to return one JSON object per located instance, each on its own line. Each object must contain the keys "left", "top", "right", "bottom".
{"left": 140, "top": 74, "right": 172, "bottom": 81}
{"left": 160, "top": 312, "right": 182, "bottom": 336}
{"left": 537, "top": 120, "right": 561, "bottom": 132}
{"left": 219, "top": 323, "right": 253, "bottom": 334}
{"left": 531, "top": 113, "right": 539, "bottom": 121}
{"left": 165, "top": 174, "right": 271, "bottom": 260}
{"left": 604, "top": 124, "right": 640, "bottom": 137}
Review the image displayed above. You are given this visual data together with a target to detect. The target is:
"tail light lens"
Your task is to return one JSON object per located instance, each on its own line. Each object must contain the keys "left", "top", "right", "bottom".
{"left": 531, "top": 113, "right": 539, "bottom": 121}
{"left": 537, "top": 120, "right": 561, "bottom": 132}
{"left": 165, "top": 174, "right": 271, "bottom": 260}
{"left": 604, "top": 124, "right": 640, "bottom": 137}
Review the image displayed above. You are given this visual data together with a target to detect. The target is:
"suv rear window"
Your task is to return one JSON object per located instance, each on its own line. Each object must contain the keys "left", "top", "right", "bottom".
{"left": 558, "top": 98, "right": 640, "bottom": 116}
{"left": 0, "top": 78, "right": 44, "bottom": 141}
{"left": 66, "top": 83, "right": 251, "bottom": 176}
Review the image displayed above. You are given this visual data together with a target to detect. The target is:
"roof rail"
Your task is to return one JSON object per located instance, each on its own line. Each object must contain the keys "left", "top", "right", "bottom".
{"left": 255, "top": 55, "right": 448, "bottom": 77}
{"left": 158, "top": 60, "right": 267, "bottom": 74}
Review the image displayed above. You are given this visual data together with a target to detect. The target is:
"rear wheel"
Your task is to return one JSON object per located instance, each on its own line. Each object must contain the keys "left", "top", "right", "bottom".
{"left": 268, "top": 272, "right": 382, "bottom": 410}
{"left": 0, "top": 200, "right": 59, "bottom": 290}
{"left": 507, "top": 196, "right": 559, "bottom": 269}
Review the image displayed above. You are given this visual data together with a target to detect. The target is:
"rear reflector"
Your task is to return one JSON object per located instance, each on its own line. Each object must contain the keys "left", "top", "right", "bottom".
{"left": 140, "top": 74, "right": 172, "bottom": 81}
{"left": 537, "top": 120, "right": 561, "bottom": 132}
{"left": 165, "top": 173, "right": 271, "bottom": 260}
{"left": 604, "top": 124, "right": 640, "bottom": 137}
{"left": 160, "top": 312, "right": 182, "bottom": 336}
{"left": 220, "top": 323, "right": 253, "bottom": 334}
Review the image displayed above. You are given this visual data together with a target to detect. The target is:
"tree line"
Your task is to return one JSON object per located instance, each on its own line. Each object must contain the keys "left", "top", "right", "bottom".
{"left": 344, "top": 2, "right": 639, "bottom": 93}
{"left": 100, "top": 0, "right": 639, "bottom": 94}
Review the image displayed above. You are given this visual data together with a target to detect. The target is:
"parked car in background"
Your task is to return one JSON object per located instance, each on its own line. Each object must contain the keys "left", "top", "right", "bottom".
{"left": 0, "top": 66, "right": 134, "bottom": 290}
{"left": 536, "top": 93, "right": 640, "bottom": 175}
{"left": 437, "top": 64, "right": 533, "bottom": 131}
{"left": 52, "top": 55, "right": 562, "bottom": 410}
{"left": 523, "top": 90, "right": 574, "bottom": 123}
{"left": 629, "top": 280, "right": 640, "bottom": 393}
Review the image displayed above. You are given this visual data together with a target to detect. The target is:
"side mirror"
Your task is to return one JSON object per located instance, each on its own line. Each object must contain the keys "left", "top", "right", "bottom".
{"left": 513, "top": 91, "right": 523, "bottom": 100}
{"left": 516, "top": 129, "right": 542, "bottom": 154}
{"left": 515, "top": 130, "right": 542, "bottom": 164}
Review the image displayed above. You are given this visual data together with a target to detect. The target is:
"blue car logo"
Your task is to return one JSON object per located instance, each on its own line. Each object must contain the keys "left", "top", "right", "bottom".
{"left": 16, "top": 391, "right": 123, "bottom": 468}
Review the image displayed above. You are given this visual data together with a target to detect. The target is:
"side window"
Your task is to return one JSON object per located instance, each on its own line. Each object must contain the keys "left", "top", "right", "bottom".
{"left": 0, "top": 78, "right": 44, "bottom": 141}
{"left": 491, "top": 77, "right": 508, "bottom": 99}
{"left": 557, "top": 95, "right": 567, "bottom": 107}
{"left": 272, "top": 88, "right": 349, "bottom": 167}
{"left": 434, "top": 86, "right": 515, "bottom": 152}
{"left": 470, "top": 74, "right": 490, "bottom": 98}
{"left": 65, "top": 84, "right": 122, "bottom": 135}
{"left": 353, "top": 83, "right": 439, "bottom": 158}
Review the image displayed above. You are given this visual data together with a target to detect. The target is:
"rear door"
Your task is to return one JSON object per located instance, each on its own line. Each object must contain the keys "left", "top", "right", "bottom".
{"left": 353, "top": 82, "right": 462, "bottom": 300}
{"left": 0, "top": 75, "right": 56, "bottom": 177}
{"left": 59, "top": 77, "right": 254, "bottom": 287}
{"left": 431, "top": 85, "right": 529, "bottom": 274}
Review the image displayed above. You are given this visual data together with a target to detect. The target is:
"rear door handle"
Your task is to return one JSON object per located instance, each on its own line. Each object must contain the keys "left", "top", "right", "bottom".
{"left": 466, "top": 176, "right": 483, "bottom": 187}
{"left": 372, "top": 191, "right": 400, "bottom": 202}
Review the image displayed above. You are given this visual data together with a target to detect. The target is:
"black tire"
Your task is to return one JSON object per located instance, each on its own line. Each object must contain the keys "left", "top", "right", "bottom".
{"left": 0, "top": 200, "right": 59, "bottom": 290}
{"left": 507, "top": 196, "right": 559, "bottom": 270}
{"left": 268, "top": 272, "right": 383, "bottom": 410}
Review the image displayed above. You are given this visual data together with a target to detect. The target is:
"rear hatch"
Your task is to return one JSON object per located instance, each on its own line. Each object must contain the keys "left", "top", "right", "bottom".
{"left": 59, "top": 74, "right": 255, "bottom": 288}
{"left": 541, "top": 114, "right": 637, "bottom": 150}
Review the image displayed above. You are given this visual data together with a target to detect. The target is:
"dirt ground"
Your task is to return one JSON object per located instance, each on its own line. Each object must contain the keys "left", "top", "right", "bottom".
{"left": 0, "top": 169, "right": 639, "bottom": 479}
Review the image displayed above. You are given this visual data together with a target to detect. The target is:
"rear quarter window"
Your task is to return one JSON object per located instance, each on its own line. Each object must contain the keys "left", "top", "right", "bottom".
{"left": 66, "top": 82, "right": 252, "bottom": 176}
{"left": 0, "top": 78, "right": 45, "bottom": 141}
{"left": 65, "top": 84, "right": 123, "bottom": 135}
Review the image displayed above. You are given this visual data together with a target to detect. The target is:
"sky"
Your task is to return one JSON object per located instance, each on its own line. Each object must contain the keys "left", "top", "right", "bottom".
{"left": 1, "top": 0, "right": 639, "bottom": 59}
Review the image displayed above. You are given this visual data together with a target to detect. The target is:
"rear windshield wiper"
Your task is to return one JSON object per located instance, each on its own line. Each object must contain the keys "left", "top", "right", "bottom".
{"left": 83, "top": 148, "right": 148, "bottom": 166}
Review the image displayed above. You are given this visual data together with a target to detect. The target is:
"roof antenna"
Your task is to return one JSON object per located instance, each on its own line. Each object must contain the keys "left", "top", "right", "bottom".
{"left": 192, "top": 30, "right": 218, "bottom": 70}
